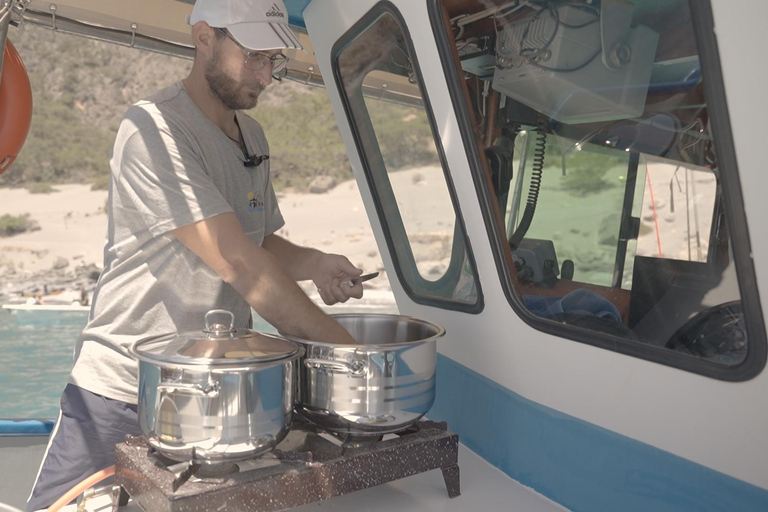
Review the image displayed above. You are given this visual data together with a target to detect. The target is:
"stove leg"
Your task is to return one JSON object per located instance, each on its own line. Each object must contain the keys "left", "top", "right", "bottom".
{"left": 119, "top": 486, "right": 130, "bottom": 507}
{"left": 111, "top": 485, "right": 130, "bottom": 511}
{"left": 441, "top": 464, "right": 461, "bottom": 498}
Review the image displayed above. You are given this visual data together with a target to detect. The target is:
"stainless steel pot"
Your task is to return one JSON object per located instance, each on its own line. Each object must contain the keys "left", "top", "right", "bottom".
{"left": 284, "top": 314, "right": 445, "bottom": 436}
{"left": 130, "top": 310, "right": 303, "bottom": 464}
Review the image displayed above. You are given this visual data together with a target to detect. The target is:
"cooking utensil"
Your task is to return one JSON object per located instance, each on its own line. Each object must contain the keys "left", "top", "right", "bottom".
{"left": 344, "top": 271, "right": 379, "bottom": 287}
{"left": 283, "top": 313, "right": 445, "bottom": 436}
{"left": 130, "top": 309, "right": 303, "bottom": 464}
{"left": 354, "top": 271, "right": 379, "bottom": 284}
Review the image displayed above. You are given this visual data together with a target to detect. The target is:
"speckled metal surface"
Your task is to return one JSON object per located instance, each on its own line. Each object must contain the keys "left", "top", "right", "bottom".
{"left": 114, "top": 419, "right": 460, "bottom": 512}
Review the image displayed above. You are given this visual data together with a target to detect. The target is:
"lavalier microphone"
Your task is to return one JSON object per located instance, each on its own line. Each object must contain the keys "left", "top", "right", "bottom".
{"left": 244, "top": 154, "right": 269, "bottom": 167}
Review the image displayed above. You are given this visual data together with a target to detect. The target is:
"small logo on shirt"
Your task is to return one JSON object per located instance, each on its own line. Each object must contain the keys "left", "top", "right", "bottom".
{"left": 266, "top": 4, "right": 285, "bottom": 17}
{"left": 248, "top": 192, "right": 264, "bottom": 213}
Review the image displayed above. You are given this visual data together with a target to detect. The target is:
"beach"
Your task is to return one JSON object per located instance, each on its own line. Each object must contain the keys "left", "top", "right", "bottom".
{"left": 0, "top": 168, "right": 458, "bottom": 308}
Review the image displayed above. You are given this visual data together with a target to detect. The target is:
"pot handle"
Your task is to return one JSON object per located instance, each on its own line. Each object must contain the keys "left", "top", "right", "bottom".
{"left": 304, "top": 358, "right": 367, "bottom": 375}
{"left": 157, "top": 380, "right": 220, "bottom": 397}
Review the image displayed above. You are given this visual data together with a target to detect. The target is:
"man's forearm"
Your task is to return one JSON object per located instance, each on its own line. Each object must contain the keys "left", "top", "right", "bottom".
{"left": 172, "top": 214, "right": 356, "bottom": 344}
{"left": 262, "top": 234, "right": 324, "bottom": 282}
{"left": 226, "top": 246, "right": 348, "bottom": 342}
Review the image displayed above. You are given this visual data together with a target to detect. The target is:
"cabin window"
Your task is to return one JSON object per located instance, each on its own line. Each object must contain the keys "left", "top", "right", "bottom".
{"left": 432, "top": 0, "right": 765, "bottom": 377}
{"left": 334, "top": 9, "right": 481, "bottom": 310}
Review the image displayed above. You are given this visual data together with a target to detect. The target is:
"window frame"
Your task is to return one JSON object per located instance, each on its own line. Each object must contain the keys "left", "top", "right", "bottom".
{"left": 331, "top": 1, "right": 484, "bottom": 313}
{"left": 427, "top": 0, "right": 766, "bottom": 380}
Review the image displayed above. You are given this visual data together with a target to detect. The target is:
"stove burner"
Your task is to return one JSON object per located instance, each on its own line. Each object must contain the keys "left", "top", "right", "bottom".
{"left": 114, "top": 419, "right": 460, "bottom": 512}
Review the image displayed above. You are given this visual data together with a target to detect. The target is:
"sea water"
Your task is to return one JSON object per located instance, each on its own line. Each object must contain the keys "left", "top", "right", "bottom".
{"left": 0, "top": 309, "right": 278, "bottom": 419}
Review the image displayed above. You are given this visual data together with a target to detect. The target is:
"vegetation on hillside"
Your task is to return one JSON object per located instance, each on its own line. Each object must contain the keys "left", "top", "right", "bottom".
{"left": 2, "top": 26, "right": 188, "bottom": 190}
{"left": 255, "top": 89, "right": 351, "bottom": 190}
{"left": 366, "top": 100, "right": 438, "bottom": 170}
{"left": 256, "top": 90, "right": 435, "bottom": 191}
{"left": 2, "top": 25, "right": 437, "bottom": 193}
{"left": 1, "top": 93, "right": 114, "bottom": 187}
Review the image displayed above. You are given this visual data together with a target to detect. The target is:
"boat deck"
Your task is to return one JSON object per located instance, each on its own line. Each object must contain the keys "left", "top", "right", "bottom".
{"left": 59, "top": 443, "right": 569, "bottom": 512}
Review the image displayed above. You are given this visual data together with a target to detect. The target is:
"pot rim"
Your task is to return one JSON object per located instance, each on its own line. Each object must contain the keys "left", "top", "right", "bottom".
{"left": 281, "top": 313, "right": 446, "bottom": 350}
{"left": 130, "top": 336, "right": 305, "bottom": 370}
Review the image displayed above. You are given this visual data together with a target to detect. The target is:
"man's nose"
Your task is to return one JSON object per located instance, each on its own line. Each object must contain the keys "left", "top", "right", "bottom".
{"left": 255, "top": 65, "right": 273, "bottom": 87}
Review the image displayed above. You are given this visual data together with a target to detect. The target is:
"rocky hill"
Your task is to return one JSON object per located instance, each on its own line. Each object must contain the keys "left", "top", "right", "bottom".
{"left": 2, "top": 23, "right": 434, "bottom": 192}
{"left": 2, "top": 24, "right": 339, "bottom": 191}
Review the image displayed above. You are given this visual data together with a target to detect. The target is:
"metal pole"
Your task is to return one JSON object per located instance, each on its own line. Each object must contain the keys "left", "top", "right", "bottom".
{"left": 0, "top": 0, "right": 12, "bottom": 79}
{"left": 611, "top": 150, "right": 640, "bottom": 288}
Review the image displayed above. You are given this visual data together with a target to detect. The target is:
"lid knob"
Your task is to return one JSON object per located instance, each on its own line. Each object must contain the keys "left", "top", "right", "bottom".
{"left": 203, "top": 309, "right": 236, "bottom": 337}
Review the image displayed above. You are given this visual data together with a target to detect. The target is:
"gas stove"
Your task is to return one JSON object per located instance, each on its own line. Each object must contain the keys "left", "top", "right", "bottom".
{"left": 113, "top": 417, "right": 460, "bottom": 512}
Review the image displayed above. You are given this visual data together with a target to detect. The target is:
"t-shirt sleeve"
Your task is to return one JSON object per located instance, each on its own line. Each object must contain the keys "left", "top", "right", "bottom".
{"left": 114, "top": 119, "right": 234, "bottom": 237}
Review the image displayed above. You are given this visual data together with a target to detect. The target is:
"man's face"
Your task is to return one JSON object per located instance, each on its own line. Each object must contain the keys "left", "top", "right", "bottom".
{"left": 204, "top": 34, "right": 273, "bottom": 110}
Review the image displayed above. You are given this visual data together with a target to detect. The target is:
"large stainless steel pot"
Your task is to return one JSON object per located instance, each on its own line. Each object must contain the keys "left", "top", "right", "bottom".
{"left": 130, "top": 310, "right": 303, "bottom": 464}
{"left": 284, "top": 314, "right": 445, "bottom": 436}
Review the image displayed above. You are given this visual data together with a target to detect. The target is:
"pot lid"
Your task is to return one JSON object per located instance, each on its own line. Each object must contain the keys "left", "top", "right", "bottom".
{"left": 132, "top": 309, "right": 300, "bottom": 367}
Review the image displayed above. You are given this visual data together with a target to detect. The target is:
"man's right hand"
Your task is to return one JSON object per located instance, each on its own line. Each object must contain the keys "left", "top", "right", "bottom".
{"left": 312, "top": 253, "right": 364, "bottom": 305}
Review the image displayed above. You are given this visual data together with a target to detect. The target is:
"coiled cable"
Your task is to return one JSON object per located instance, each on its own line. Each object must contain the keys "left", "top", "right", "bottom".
{"left": 509, "top": 116, "right": 547, "bottom": 249}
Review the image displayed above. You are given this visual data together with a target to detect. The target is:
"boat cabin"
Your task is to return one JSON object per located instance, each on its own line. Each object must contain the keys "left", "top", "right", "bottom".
{"left": 1, "top": 0, "right": 767, "bottom": 510}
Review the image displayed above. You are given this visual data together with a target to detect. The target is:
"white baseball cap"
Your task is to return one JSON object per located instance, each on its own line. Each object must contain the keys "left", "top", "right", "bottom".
{"left": 188, "top": 0, "right": 303, "bottom": 51}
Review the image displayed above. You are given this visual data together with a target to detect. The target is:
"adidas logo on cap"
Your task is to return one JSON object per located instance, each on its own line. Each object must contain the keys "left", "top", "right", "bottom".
{"left": 266, "top": 3, "right": 285, "bottom": 17}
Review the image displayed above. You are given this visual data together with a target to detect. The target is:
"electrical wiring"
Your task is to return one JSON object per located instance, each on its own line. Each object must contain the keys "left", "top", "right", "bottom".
{"left": 527, "top": 47, "right": 602, "bottom": 72}
{"left": 450, "top": 13, "right": 468, "bottom": 40}
{"left": 556, "top": 1, "right": 600, "bottom": 27}
{"left": 453, "top": 0, "right": 534, "bottom": 44}
{"left": 494, "top": 0, "right": 604, "bottom": 73}
{"left": 457, "top": 1, "right": 526, "bottom": 28}
{"left": 519, "top": 4, "right": 560, "bottom": 60}
{"left": 389, "top": 43, "right": 416, "bottom": 83}
{"left": 673, "top": 106, "right": 709, "bottom": 164}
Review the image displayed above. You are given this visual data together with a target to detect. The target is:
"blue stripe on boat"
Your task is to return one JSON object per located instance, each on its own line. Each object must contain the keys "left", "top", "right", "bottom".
{"left": 0, "top": 419, "right": 55, "bottom": 436}
{"left": 430, "top": 354, "right": 768, "bottom": 512}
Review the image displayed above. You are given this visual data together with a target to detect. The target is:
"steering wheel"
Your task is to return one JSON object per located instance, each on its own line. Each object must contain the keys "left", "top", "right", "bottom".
{"left": 665, "top": 301, "right": 747, "bottom": 364}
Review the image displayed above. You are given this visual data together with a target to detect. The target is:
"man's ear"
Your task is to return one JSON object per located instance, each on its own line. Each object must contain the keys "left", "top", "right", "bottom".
{"left": 191, "top": 21, "right": 216, "bottom": 57}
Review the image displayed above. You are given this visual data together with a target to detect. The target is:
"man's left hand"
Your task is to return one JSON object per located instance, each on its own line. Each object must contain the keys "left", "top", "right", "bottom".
{"left": 313, "top": 254, "right": 364, "bottom": 305}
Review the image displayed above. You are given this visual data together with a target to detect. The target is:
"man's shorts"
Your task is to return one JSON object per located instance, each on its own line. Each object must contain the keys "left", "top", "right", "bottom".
{"left": 26, "top": 384, "right": 141, "bottom": 511}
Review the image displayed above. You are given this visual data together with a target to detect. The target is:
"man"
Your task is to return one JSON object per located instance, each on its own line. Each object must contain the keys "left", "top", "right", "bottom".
{"left": 27, "top": 0, "right": 363, "bottom": 509}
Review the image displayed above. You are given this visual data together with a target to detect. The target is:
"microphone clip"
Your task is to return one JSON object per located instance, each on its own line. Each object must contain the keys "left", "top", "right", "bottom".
{"left": 244, "top": 154, "right": 269, "bottom": 167}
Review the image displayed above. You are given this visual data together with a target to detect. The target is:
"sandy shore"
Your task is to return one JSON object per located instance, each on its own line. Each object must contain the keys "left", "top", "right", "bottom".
{"left": 0, "top": 176, "right": 418, "bottom": 307}
{"left": 0, "top": 165, "right": 465, "bottom": 310}
{"left": 0, "top": 184, "right": 108, "bottom": 273}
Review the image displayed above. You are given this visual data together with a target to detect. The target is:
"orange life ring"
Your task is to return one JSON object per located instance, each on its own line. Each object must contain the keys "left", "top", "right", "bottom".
{"left": 0, "top": 39, "right": 33, "bottom": 175}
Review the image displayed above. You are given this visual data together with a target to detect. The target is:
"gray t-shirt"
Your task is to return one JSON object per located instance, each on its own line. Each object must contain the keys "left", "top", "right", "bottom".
{"left": 69, "top": 82, "right": 284, "bottom": 403}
